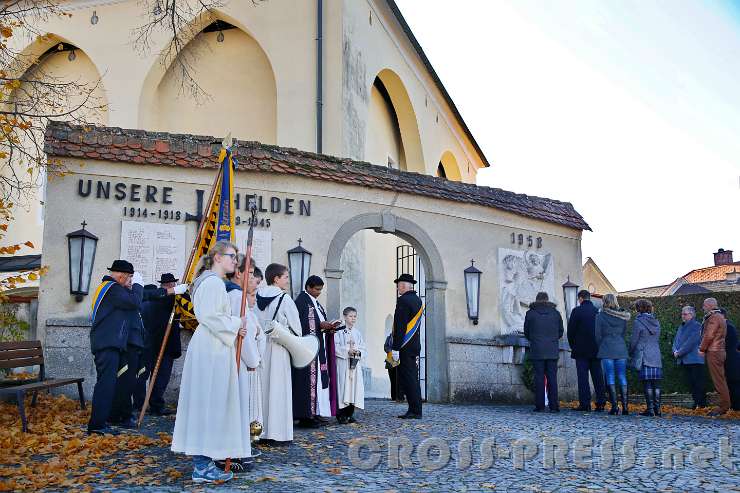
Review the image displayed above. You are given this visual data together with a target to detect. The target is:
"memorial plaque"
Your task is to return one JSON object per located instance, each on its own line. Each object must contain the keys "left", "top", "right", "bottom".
{"left": 120, "top": 221, "right": 187, "bottom": 284}
{"left": 235, "top": 230, "right": 272, "bottom": 271}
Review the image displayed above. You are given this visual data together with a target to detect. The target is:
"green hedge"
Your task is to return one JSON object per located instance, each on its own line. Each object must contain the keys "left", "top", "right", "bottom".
{"left": 618, "top": 292, "right": 740, "bottom": 393}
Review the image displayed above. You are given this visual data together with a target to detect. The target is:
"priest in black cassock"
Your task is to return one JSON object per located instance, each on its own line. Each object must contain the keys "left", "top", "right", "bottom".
{"left": 292, "top": 275, "right": 340, "bottom": 428}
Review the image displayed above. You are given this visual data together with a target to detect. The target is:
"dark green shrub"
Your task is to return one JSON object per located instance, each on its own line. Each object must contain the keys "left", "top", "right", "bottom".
{"left": 618, "top": 292, "right": 740, "bottom": 393}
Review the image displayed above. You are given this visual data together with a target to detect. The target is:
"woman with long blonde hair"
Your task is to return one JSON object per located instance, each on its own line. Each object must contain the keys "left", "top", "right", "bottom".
{"left": 171, "top": 241, "right": 251, "bottom": 483}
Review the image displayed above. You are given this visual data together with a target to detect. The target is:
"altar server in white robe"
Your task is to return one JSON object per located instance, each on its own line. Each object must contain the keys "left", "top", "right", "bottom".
{"left": 225, "top": 255, "right": 264, "bottom": 447}
{"left": 255, "top": 263, "right": 301, "bottom": 443}
{"left": 335, "top": 306, "right": 366, "bottom": 424}
{"left": 171, "top": 241, "right": 250, "bottom": 484}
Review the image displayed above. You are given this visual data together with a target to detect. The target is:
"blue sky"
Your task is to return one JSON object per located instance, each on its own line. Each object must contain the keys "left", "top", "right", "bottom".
{"left": 395, "top": 0, "right": 740, "bottom": 291}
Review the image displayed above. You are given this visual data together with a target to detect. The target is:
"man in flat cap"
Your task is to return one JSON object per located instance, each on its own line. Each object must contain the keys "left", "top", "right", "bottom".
{"left": 88, "top": 260, "right": 144, "bottom": 434}
{"left": 134, "top": 273, "right": 189, "bottom": 416}
{"left": 390, "top": 274, "right": 424, "bottom": 419}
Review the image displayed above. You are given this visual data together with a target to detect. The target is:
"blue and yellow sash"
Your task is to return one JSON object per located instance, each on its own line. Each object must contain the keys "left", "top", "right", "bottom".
{"left": 401, "top": 305, "right": 424, "bottom": 348}
{"left": 90, "top": 280, "right": 115, "bottom": 323}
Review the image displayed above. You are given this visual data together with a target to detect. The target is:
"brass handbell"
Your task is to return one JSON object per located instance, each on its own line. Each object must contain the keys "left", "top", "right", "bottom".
{"left": 250, "top": 420, "right": 263, "bottom": 438}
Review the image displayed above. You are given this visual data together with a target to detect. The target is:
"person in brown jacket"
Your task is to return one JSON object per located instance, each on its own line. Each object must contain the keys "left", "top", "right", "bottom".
{"left": 698, "top": 297, "right": 730, "bottom": 415}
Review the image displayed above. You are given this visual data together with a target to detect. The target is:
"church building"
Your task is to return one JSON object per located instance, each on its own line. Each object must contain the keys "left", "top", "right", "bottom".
{"left": 8, "top": 0, "right": 590, "bottom": 402}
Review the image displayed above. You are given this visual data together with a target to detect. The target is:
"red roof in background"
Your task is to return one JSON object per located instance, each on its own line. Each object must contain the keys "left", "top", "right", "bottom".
{"left": 682, "top": 262, "right": 740, "bottom": 283}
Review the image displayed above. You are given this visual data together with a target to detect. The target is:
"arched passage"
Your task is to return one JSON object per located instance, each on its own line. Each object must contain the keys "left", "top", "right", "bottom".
{"left": 324, "top": 212, "right": 448, "bottom": 402}
{"left": 365, "top": 69, "right": 425, "bottom": 174}
{"left": 138, "top": 17, "right": 277, "bottom": 143}
{"left": 438, "top": 151, "right": 462, "bottom": 182}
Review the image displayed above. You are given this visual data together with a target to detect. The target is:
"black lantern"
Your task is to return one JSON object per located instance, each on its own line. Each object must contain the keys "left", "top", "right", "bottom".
{"left": 562, "top": 276, "right": 579, "bottom": 323}
{"left": 464, "top": 259, "right": 482, "bottom": 325}
{"left": 287, "top": 238, "right": 312, "bottom": 299}
{"left": 67, "top": 221, "right": 98, "bottom": 302}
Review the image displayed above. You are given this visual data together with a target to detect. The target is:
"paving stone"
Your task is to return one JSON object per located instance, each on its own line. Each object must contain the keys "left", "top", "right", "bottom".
{"left": 37, "top": 399, "right": 740, "bottom": 492}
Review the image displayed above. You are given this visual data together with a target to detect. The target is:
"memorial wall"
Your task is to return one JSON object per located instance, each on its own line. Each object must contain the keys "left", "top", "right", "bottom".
{"left": 40, "top": 125, "right": 589, "bottom": 403}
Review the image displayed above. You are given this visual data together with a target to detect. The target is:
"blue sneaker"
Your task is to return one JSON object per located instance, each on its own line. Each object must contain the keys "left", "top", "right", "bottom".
{"left": 192, "top": 462, "right": 234, "bottom": 483}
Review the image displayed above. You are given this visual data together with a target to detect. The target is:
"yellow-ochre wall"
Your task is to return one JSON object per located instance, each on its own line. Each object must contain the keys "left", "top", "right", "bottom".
{"left": 9, "top": 0, "right": 489, "bottom": 396}
{"left": 5, "top": 48, "right": 108, "bottom": 258}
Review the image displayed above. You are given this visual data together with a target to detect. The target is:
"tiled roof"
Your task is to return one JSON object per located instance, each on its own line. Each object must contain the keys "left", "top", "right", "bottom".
{"left": 619, "top": 285, "right": 669, "bottom": 298}
{"left": 44, "top": 122, "right": 591, "bottom": 231}
{"left": 687, "top": 279, "right": 740, "bottom": 294}
{"left": 682, "top": 263, "right": 740, "bottom": 283}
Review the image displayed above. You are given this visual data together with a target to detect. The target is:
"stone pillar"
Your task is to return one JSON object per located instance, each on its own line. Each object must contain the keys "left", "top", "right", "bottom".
{"left": 425, "top": 280, "right": 448, "bottom": 403}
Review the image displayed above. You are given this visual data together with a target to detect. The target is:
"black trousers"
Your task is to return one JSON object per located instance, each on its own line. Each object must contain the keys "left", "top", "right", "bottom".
{"left": 88, "top": 348, "right": 122, "bottom": 431}
{"left": 728, "top": 379, "right": 740, "bottom": 411}
{"left": 387, "top": 366, "right": 405, "bottom": 401}
{"left": 532, "top": 359, "right": 559, "bottom": 411}
{"left": 575, "top": 357, "right": 606, "bottom": 408}
{"left": 681, "top": 364, "right": 707, "bottom": 407}
{"left": 399, "top": 350, "right": 422, "bottom": 415}
{"left": 133, "top": 351, "right": 175, "bottom": 412}
{"left": 110, "top": 346, "right": 143, "bottom": 422}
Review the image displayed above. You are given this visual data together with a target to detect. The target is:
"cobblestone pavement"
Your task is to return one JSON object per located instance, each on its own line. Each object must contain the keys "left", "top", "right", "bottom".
{"left": 93, "top": 399, "right": 739, "bottom": 492}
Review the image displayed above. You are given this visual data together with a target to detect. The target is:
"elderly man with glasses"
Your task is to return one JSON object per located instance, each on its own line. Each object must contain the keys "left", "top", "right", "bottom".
{"left": 672, "top": 306, "right": 707, "bottom": 409}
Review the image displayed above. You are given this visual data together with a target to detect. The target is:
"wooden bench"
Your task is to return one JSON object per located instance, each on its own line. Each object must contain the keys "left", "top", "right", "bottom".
{"left": 0, "top": 340, "right": 85, "bottom": 432}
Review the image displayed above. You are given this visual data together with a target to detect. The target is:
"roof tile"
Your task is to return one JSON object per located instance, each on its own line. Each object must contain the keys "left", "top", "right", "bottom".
{"left": 44, "top": 122, "right": 590, "bottom": 230}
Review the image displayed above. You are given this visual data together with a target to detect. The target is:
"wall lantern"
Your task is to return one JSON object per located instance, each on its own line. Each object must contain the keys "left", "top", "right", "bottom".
{"left": 464, "top": 259, "right": 482, "bottom": 325}
{"left": 562, "top": 276, "right": 579, "bottom": 323}
{"left": 67, "top": 221, "right": 98, "bottom": 302}
{"left": 287, "top": 238, "right": 312, "bottom": 299}
{"left": 90, "top": 10, "right": 99, "bottom": 25}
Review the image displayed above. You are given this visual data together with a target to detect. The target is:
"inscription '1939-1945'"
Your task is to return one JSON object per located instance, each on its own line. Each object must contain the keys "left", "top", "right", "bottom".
{"left": 76, "top": 179, "right": 312, "bottom": 225}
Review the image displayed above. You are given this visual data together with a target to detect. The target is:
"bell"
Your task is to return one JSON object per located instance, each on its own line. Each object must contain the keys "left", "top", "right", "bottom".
{"left": 250, "top": 420, "right": 263, "bottom": 437}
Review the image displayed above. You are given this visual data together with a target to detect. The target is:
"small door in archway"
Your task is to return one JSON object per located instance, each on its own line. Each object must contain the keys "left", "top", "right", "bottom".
{"left": 396, "top": 244, "right": 427, "bottom": 401}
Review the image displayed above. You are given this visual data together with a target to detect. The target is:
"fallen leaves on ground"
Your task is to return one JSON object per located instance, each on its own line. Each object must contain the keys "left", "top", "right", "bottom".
{"left": 0, "top": 394, "right": 173, "bottom": 491}
{"left": 559, "top": 400, "right": 740, "bottom": 419}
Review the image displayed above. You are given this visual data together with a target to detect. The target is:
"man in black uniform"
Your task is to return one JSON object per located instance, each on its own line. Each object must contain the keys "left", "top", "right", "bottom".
{"left": 391, "top": 274, "right": 424, "bottom": 419}
{"left": 88, "top": 260, "right": 143, "bottom": 435}
{"left": 133, "top": 273, "right": 187, "bottom": 415}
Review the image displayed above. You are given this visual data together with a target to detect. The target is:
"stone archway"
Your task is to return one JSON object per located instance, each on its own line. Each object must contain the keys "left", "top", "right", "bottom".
{"left": 324, "top": 212, "right": 449, "bottom": 402}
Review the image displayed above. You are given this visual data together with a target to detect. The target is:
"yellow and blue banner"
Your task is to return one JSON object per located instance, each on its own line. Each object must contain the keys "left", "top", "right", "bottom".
{"left": 90, "top": 280, "right": 115, "bottom": 323}
{"left": 401, "top": 304, "right": 425, "bottom": 348}
{"left": 176, "top": 143, "right": 238, "bottom": 330}
{"left": 215, "top": 146, "right": 236, "bottom": 242}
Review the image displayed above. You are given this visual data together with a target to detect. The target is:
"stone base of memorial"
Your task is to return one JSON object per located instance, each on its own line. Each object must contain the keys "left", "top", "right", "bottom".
{"left": 43, "top": 318, "right": 190, "bottom": 402}
{"left": 447, "top": 334, "right": 577, "bottom": 404}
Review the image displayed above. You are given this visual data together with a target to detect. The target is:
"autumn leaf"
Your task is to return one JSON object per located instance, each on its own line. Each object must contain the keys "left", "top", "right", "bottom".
{"left": 255, "top": 476, "right": 277, "bottom": 482}
{"left": 24, "top": 241, "right": 34, "bottom": 248}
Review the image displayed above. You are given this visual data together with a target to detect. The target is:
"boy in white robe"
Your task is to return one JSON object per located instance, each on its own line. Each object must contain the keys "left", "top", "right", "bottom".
{"left": 171, "top": 241, "right": 249, "bottom": 484}
{"left": 222, "top": 256, "right": 264, "bottom": 464}
{"left": 255, "top": 263, "right": 301, "bottom": 443}
{"left": 335, "top": 306, "right": 365, "bottom": 424}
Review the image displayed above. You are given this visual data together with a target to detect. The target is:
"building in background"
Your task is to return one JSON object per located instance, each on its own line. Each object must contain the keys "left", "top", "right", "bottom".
{"left": 620, "top": 248, "right": 740, "bottom": 298}
{"left": 582, "top": 257, "right": 617, "bottom": 297}
{"left": 10, "top": 0, "right": 590, "bottom": 403}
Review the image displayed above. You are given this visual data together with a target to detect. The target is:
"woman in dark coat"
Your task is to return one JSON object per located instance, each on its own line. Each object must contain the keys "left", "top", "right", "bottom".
{"left": 594, "top": 294, "right": 631, "bottom": 415}
{"left": 629, "top": 299, "right": 663, "bottom": 417}
{"left": 721, "top": 309, "right": 740, "bottom": 410}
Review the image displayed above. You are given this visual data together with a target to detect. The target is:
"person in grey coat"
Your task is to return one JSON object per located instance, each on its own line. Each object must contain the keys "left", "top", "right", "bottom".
{"left": 524, "top": 292, "right": 564, "bottom": 413}
{"left": 629, "top": 299, "right": 663, "bottom": 417}
{"left": 672, "top": 306, "right": 706, "bottom": 409}
{"left": 594, "top": 294, "right": 631, "bottom": 415}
